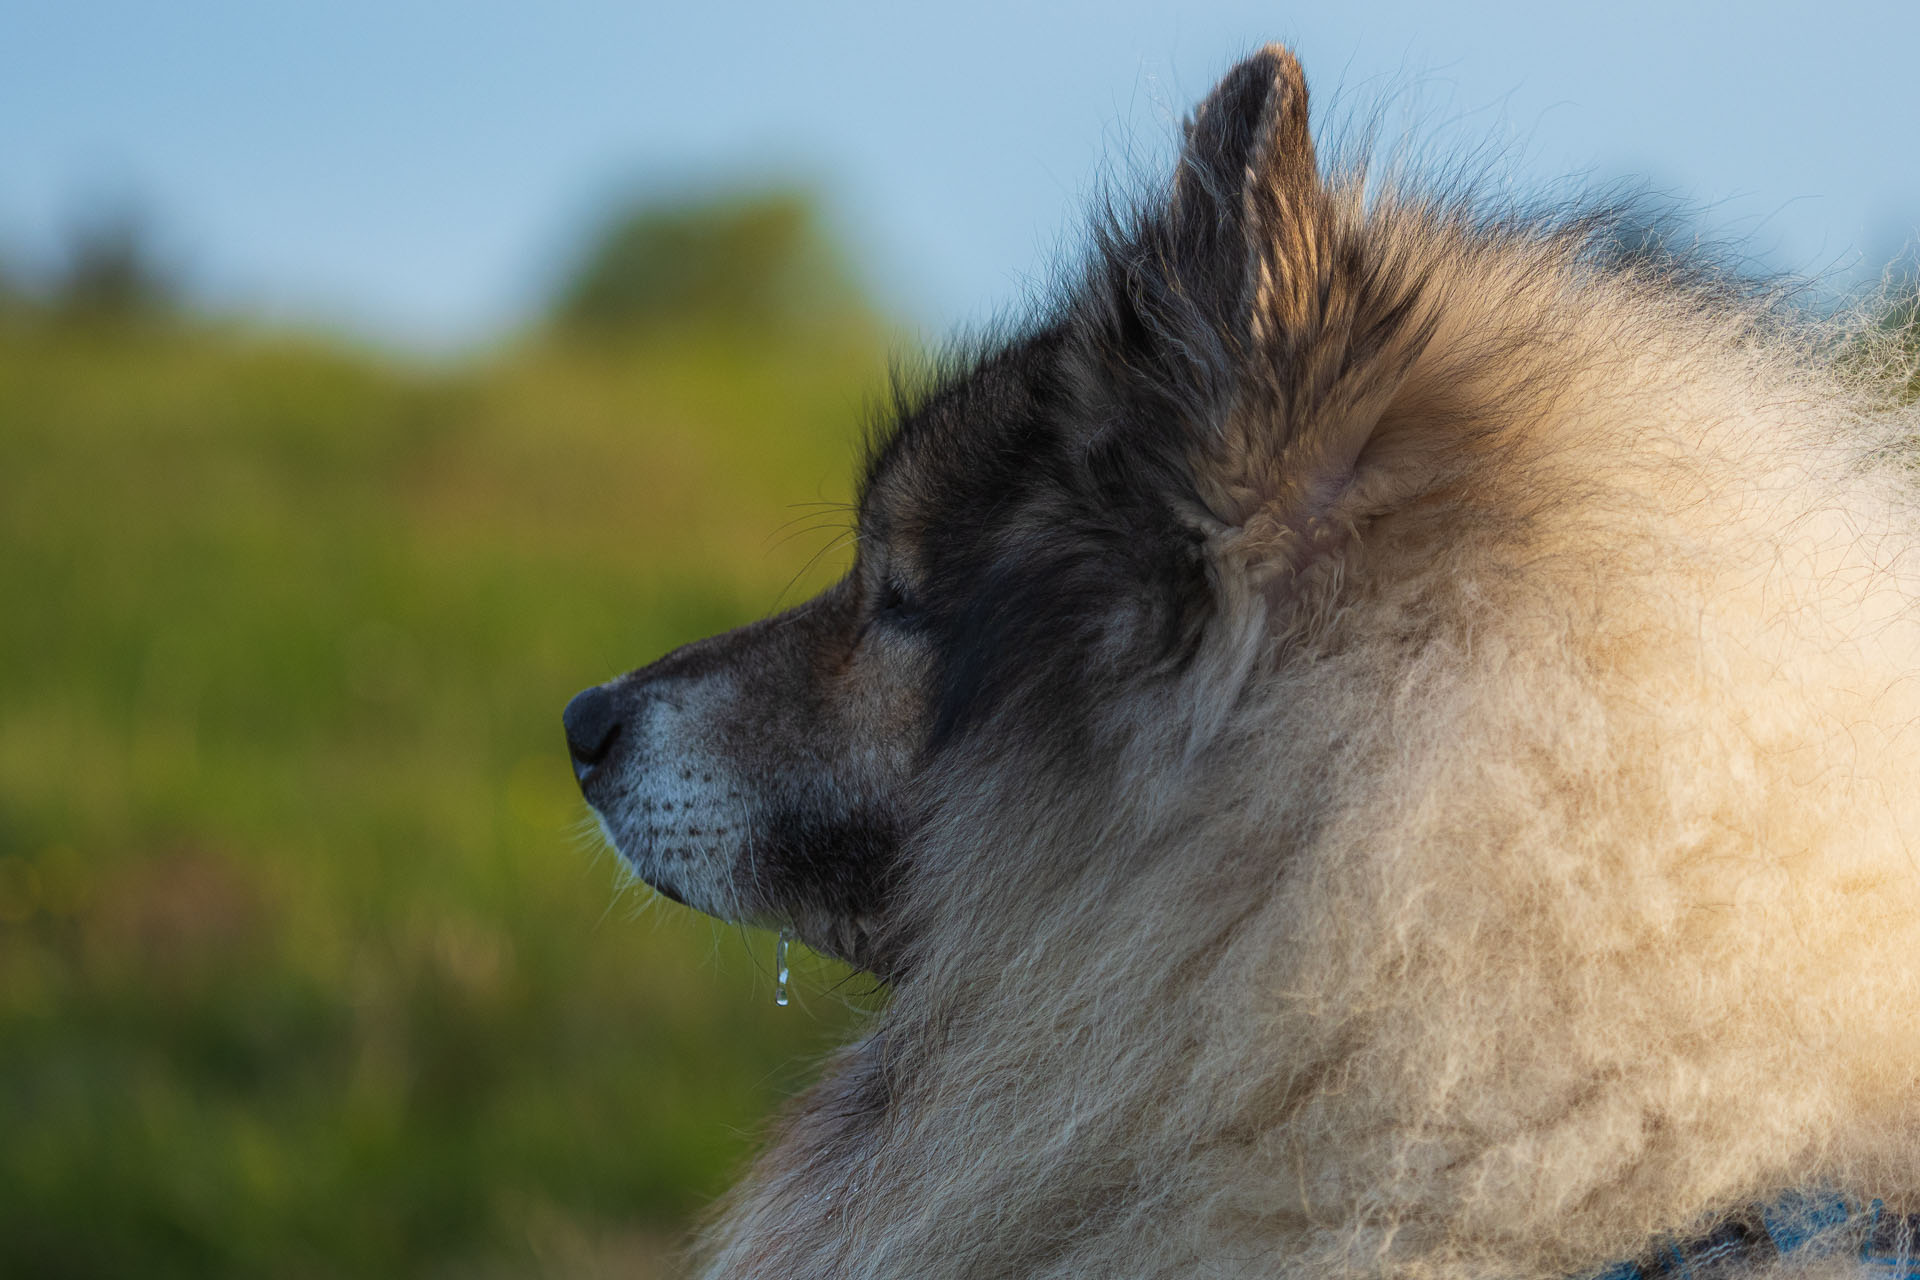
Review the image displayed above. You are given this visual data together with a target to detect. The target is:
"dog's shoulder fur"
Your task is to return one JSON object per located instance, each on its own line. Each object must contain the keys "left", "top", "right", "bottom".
{"left": 630, "top": 47, "right": 1920, "bottom": 1279}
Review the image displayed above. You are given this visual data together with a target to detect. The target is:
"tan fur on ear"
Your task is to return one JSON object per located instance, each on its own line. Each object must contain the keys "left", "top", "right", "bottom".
{"left": 1224, "top": 44, "right": 1321, "bottom": 343}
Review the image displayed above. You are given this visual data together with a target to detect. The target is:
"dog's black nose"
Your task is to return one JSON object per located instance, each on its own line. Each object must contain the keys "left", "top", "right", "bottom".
{"left": 563, "top": 684, "right": 622, "bottom": 776}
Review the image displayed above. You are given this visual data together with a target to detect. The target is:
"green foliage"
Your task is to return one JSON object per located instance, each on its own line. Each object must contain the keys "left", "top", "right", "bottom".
{"left": 550, "top": 189, "right": 869, "bottom": 339}
{"left": 0, "top": 215, "right": 887, "bottom": 1275}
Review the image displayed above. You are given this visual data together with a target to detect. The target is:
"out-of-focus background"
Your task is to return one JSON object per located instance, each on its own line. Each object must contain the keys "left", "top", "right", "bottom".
{"left": 3, "top": 3, "right": 1917, "bottom": 1276}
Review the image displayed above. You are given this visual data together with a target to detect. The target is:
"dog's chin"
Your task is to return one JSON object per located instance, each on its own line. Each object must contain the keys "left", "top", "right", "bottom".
{"left": 591, "top": 811, "right": 741, "bottom": 921}
{"left": 591, "top": 797, "right": 900, "bottom": 979}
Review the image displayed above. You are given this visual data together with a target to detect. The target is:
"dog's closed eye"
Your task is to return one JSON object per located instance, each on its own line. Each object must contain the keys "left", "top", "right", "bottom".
{"left": 874, "top": 578, "right": 920, "bottom": 623}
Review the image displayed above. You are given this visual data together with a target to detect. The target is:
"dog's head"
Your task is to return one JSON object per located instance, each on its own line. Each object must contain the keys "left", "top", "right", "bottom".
{"left": 564, "top": 47, "right": 1442, "bottom": 977}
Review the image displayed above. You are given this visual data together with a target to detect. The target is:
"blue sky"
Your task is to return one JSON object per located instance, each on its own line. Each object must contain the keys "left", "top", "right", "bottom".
{"left": 4, "top": 1, "right": 1916, "bottom": 349}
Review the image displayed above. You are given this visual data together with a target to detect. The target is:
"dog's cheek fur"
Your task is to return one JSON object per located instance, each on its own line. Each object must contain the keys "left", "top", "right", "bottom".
{"left": 747, "top": 611, "right": 926, "bottom": 932}
{"left": 733, "top": 622, "right": 934, "bottom": 968}
{"left": 894, "top": 419, "right": 1217, "bottom": 756}
{"left": 927, "top": 512, "right": 1212, "bottom": 753}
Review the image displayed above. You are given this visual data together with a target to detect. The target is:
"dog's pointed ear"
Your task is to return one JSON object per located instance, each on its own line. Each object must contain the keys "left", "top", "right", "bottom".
{"left": 1072, "top": 45, "right": 1322, "bottom": 419}
{"left": 1171, "top": 43, "right": 1320, "bottom": 340}
{"left": 1073, "top": 45, "right": 1441, "bottom": 611}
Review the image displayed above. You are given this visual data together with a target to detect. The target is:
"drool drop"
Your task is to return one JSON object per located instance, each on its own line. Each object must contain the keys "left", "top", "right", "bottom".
{"left": 774, "top": 927, "right": 792, "bottom": 1008}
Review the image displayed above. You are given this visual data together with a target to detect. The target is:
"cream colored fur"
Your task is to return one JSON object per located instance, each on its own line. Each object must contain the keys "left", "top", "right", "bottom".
{"left": 696, "top": 64, "right": 1920, "bottom": 1280}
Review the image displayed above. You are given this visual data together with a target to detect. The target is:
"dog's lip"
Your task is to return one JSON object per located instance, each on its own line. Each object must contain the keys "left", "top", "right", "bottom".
{"left": 601, "top": 825, "right": 692, "bottom": 907}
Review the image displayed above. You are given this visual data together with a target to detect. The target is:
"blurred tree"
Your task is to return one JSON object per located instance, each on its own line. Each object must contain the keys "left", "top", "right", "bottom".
{"left": 53, "top": 206, "right": 179, "bottom": 320}
{"left": 550, "top": 188, "right": 870, "bottom": 339}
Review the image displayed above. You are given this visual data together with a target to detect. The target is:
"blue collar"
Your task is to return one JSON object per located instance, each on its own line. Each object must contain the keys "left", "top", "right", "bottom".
{"left": 1593, "top": 1193, "right": 1919, "bottom": 1280}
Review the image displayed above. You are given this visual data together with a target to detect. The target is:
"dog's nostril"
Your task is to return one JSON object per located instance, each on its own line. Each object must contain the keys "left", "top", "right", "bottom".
{"left": 563, "top": 685, "right": 623, "bottom": 769}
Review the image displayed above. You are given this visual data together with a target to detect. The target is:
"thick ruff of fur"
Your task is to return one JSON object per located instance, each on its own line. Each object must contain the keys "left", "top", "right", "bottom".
{"left": 691, "top": 49, "right": 1920, "bottom": 1279}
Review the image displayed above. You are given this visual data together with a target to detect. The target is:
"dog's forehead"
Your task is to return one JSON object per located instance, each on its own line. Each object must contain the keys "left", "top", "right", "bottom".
{"left": 860, "top": 327, "right": 1069, "bottom": 550}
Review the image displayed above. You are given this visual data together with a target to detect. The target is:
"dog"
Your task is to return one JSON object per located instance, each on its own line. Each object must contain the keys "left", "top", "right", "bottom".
{"left": 564, "top": 45, "right": 1920, "bottom": 1279}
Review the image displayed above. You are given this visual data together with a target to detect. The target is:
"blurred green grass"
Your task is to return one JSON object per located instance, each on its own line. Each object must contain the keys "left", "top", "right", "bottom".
{"left": 0, "top": 222, "right": 890, "bottom": 1274}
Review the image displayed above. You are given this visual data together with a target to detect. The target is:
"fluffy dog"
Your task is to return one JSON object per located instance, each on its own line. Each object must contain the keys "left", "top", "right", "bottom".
{"left": 564, "top": 45, "right": 1920, "bottom": 1279}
